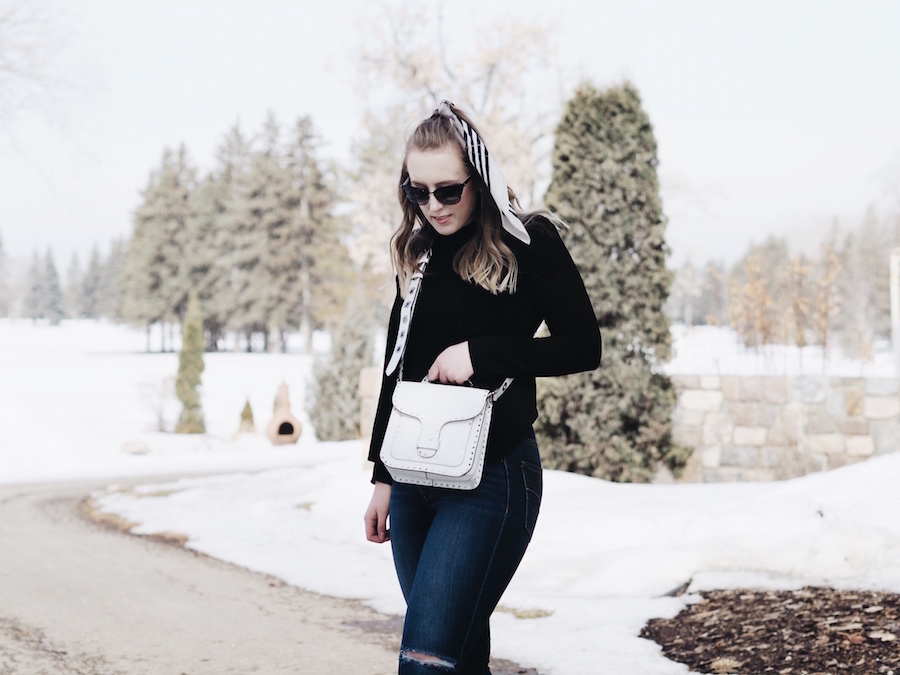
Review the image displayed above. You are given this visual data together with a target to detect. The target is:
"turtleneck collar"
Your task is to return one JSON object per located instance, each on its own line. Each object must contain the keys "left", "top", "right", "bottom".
{"left": 431, "top": 220, "right": 477, "bottom": 254}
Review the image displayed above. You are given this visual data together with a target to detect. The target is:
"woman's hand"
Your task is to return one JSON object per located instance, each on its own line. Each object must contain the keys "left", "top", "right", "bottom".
{"left": 364, "top": 482, "right": 392, "bottom": 543}
{"left": 427, "top": 342, "right": 474, "bottom": 384}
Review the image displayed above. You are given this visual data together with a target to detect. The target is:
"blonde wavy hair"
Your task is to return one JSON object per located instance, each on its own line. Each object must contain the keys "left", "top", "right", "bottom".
{"left": 392, "top": 104, "right": 524, "bottom": 295}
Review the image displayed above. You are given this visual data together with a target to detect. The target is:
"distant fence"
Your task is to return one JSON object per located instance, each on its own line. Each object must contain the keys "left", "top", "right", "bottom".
{"left": 671, "top": 375, "right": 900, "bottom": 482}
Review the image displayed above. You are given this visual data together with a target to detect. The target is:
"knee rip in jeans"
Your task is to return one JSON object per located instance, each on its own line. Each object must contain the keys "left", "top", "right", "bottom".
{"left": 400, "top": 648, "right": 456, "bottom": 670}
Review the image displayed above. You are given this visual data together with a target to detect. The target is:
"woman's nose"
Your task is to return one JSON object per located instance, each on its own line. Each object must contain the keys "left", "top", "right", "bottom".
{"left": 427, "top": 194, "right": 443, "bottom": 211}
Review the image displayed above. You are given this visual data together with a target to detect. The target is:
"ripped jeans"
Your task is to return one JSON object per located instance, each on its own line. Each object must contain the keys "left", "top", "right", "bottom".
{"left": 389, "top": 434, "right": 542, "bottom": 674}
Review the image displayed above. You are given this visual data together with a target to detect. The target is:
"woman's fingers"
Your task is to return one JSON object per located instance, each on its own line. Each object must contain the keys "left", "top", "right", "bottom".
{"left": 365, "top": 506, "right": 389, "bottom": 543}
{"left": 364, "top": 483, "right": 392, "bottom": 543}
{"left": 428, "top": 342, "right": 473, "bottom": 384}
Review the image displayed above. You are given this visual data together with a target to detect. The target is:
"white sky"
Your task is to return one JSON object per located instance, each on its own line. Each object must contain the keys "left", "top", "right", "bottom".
{"left": 1, "top": 0, "right": 899, "bottom": 274}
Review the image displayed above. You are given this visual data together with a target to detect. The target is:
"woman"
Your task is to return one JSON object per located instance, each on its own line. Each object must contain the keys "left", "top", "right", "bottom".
{"left": 364, "top": 101, "right": 600, "bottom": 674}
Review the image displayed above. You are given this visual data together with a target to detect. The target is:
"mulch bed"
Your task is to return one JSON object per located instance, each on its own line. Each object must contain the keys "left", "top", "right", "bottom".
{"left": 641, "top": 587, "right": 900, "bottom": 675}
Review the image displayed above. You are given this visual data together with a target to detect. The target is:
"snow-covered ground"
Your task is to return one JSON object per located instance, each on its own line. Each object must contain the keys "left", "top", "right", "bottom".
{"left": 3, "top": 319, "right": 899, "bottom": 674}
{"left": 0, "top": 318, "right": 326, "bottom": 483}
{"left": 666, "top": 324, "right": 897, "bottom": 377}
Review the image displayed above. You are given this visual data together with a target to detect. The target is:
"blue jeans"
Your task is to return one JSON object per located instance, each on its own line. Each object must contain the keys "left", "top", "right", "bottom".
{"left": 389, "top": 434, "right": 542, "bottom": 674}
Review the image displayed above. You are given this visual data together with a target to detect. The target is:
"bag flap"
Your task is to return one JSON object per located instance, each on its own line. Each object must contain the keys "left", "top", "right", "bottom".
{"left": 392, "top": 381, "right": 490, "bottom": 422}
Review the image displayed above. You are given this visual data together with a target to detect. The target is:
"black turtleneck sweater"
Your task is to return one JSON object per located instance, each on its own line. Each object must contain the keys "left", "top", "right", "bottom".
{"left": 368, "top": 217, "right": 601, "bottom": 485}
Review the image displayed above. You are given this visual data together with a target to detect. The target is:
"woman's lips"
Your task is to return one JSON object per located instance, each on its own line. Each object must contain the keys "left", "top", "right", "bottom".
{"left": 433, "top": 215, "right": 451, "bottom": 225}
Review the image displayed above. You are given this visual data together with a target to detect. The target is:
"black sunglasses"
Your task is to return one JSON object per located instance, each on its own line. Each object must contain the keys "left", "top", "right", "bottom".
{"left": 402, "top": 175, "right": 473, "bottom": 206}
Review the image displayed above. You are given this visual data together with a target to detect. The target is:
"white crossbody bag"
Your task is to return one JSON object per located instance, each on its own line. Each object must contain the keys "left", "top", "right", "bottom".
{"left": 379, "top": 250, "right": 513, "bottom": 490}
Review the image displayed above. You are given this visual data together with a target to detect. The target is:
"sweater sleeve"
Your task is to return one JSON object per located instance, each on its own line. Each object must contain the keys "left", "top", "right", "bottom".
{"left": 467, "top": 221, "right": 601, "bottom": 378}
{"left": 366, "top": 278, "right": 403, "bottom": 485}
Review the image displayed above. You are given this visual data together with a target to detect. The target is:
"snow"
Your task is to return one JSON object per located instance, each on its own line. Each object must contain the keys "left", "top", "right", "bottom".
{"left": 3, "top": 318, "right": 899, "bottom": 674}
{"left": 665, "top": 324, "right": 897, "bottom": 377}
{"left": 0, "top": 318, "right": 324, "bottom": 483}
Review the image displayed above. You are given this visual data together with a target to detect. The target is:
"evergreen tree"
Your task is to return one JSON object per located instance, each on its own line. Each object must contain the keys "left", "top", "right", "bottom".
{"left": 535, "top": 81, "right": 684, "bottom": 482}
{"left": 123, "top": 146, "right": 196, "bottom": 343}
{"left": 666, "top": 260, "right": 704, "bottom": 325}
{"left": 283, "top": 115, "right": 352, "bottom": 352}
{"left": 81, "top": 244, "right": 103, "bottom": 318}
{"left": 696, "top": 261, "right": 728, "bottom": 326}
{"left": 42, "top": 248, "right": 64, "bottom": 325}
{"left": 23, "top": 251, "right": 44, "bottom": 321}
{"left": 97, "top": 238, "right": 126, "bottom": 320}
{"left": 205, "top": 123, "right": 253, "bottom": 350}
{"left": 175, "top": 294, "right": 205, "bottom": 433}
{"left": 217, "top": 115, "right": 291, "bottom": 349}
{"left": 836, "top": 208, "right": 893, "bottom": 355}
{"left": 64, "top": 252, "right": 85, "bottom": 318}
{"left": 307, "top": 291, "right": 376, "bottom": 441}
{"left": 185, "top": 176, "right": 227, "bottom": 349}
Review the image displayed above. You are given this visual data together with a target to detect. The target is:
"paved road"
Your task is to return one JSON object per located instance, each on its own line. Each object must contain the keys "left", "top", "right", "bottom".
{"left": 0, "top": 478, "right": 400, "bottom": 674}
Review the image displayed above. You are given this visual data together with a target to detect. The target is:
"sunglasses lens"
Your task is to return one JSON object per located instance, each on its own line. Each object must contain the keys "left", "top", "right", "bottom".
{"left": 432, "top": 185, "right": 463, "bottom": 205}
{"left": 402, "top": 177, "right": 469, "bottom": 206}
{"left": 402, "top": 184, "right": 429, "bottom": 205}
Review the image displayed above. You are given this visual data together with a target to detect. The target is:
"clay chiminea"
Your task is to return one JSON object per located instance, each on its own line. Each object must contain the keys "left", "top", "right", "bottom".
{"left": 266, "top": 383, "right": 302, "bottom": 445}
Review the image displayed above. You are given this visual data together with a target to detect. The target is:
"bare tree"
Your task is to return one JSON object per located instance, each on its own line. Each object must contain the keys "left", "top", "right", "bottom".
{"left": 671, "top": 260, "right": 704, "bottom": 325}
{"left": 811, "top": 244, "right": 842, "bottom": 360}
{"left": 729, "top": 253, "right": 776, "bottom": 348}
{"left": 784, "top": 255, "right": 811, "bottom": 348}
{"left": 347, "top": 3, "right": 561, "bottom": 290}
{"left": 0, "top": 0, "right": 80, "bottom": 142}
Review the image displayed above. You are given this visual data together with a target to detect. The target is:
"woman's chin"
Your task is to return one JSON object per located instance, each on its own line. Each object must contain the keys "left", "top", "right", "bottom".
{"left": 431, "top": 216, "right": 463, "bottom": 235}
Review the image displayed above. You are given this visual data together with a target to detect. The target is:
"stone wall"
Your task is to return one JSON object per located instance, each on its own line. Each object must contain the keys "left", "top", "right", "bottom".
{"left": 672, "top": 375, "right": 900, "bottom": 482}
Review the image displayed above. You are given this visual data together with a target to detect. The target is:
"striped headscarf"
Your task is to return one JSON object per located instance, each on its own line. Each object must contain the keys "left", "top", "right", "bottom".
{"left": 434, "top": 101, "right": 531, "bottom": 245}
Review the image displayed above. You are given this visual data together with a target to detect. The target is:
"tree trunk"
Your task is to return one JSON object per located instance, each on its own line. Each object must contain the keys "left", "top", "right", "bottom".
{"left": 300, "top": 266, "right": 312, "bottom": 355}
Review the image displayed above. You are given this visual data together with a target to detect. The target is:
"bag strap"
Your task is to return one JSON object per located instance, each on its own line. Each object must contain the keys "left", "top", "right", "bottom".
{"left": 385, "top": 250, "right": 431, "bottom": 379}
{"left": 384, "top": 250, "right": 513, "bottom": 401}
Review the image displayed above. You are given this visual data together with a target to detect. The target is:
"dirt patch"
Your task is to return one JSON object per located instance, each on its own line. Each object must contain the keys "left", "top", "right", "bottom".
{"left": 78, "top": 497, "right": 138, "bottom": 533}
{"left": 0, "top": 617, "right": 125, "bottom": 675}
{"left": 641, "top": 586, "right": 900, "bottom": 674}
{"left": 79, "top": 496, "right": 189, "bottom": 548}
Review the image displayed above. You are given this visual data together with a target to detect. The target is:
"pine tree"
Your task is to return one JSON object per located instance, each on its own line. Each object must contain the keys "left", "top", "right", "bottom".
{"left": 283, "top": 115, "right": 351, "bottom": 352}
{"left": 81, "top": 244, "right": 103, "bottom": 318}
{"left": 697, "top": 261, "right": 728, "bottom": 326}
{"left": 64, "top": 252, "right": 85, "bottom": 318}
{"left": 23, "top": 251, "right": 44, "bottom": 321}
{"left": 175, "top": 293, "right": 205, "bottom": 433}
{"left": 307, "top": 291, "right": 377, "bottom": 441}
{"left": 122, "top": 146, "right": 195, "bottom": 343}
{"left": 667, "top": 260, "right": 704, "bottom": 325}
{"left": 217, "top": 115, "right": 291, "bottom": 349}
{"left": 836, "top": 208, "right": 893, "bottom": 356}
{"left": 185, "top": 176, "right": 227, "bottom": 349}
{"left": 203, "top": 123, "right": 253, "bottom": 350}
{"left": 42, "top": 249, "right": 64, "bottom": 325}
{"left": 96, "top": 238, "right": 126, "bottom": 320}
{"left": 535, "top": 81, "right": 684, "bottom": 483}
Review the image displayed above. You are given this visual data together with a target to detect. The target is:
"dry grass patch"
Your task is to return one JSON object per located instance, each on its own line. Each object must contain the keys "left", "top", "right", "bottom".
{"left": 79, "top": 496, "right": 189, "bottom": 548}
{"left": 495, "top": 605, "right": 553, "bottom": 620}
